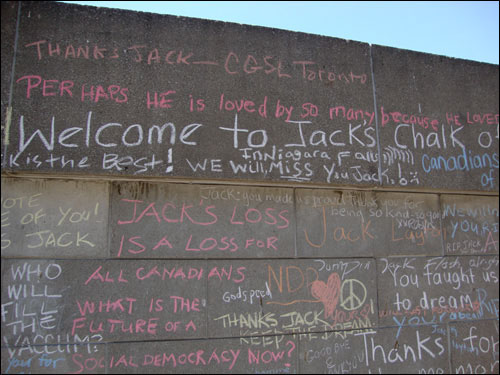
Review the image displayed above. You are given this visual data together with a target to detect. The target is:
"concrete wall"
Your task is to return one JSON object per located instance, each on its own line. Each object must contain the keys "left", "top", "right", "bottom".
{"left": 1, "top": 2, "right": 498, "bottom": 373}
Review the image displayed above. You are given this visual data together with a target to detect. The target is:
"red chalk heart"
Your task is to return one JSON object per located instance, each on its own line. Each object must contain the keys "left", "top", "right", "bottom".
{"left": 311, "top": 272, "right": 341, "bottom": 319}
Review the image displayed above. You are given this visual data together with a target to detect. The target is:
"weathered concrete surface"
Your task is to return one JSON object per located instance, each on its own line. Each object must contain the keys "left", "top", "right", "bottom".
{"left": 1, "top": 177, "right": 109, "bottom": 258}
{"left": 1, "top": 2, "right": 18, "bottom": 149}
{"left": 377, "top": 255, "right": 499, "bottom": 327}
{"left": 372, "top": 45, "right": 499, "bottom": 192}
{"left": 441, "top": 194, "right": 499, "bottom": 255}
{"left": 1, "top": 1, "right": 499, "bottom": 374}
{"left": 110, "top": 182, "right": 295, "bottom": 258}
{"left": 296, "top": 189, "right": 442, "bottom": 257}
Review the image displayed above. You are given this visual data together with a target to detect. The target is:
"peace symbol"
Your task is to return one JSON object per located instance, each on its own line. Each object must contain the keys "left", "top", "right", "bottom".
{"left": 340, "top": 278, "right": 366, "bottom": 310}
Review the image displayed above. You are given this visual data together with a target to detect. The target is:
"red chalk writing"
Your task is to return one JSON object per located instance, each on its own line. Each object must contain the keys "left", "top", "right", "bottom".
{"left": 23, "top": 40, "right": 367, "bottom": 86}
{"left": 16, "top": 75, "right": 129, "bottom": 103}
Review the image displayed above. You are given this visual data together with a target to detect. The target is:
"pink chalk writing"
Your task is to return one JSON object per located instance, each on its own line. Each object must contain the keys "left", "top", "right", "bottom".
{"left": 23, "top": 40, "right": 368, "bottom": 86}
{"left": 76, "top": 298, "right": 136, "bottom": 316}
{"left": 116, "top": 199, "right": 218, "bottom": 226}
{"left": 381, "top": 106, "right": 440, "bottom": 130}
{"left": 72, "top": 348, "right": 245, "bottom": 372}
{"left": 16, "top": 74, "right": 129, "bottom": 103}
{"left": 82, "top": 264, "right": 246, "bottom": 283}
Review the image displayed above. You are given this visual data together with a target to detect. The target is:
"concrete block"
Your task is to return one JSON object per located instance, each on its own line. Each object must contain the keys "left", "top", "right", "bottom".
{"left": 449, "top": 320, "right": 499, "bottom": 374}
{"left": 1, "top": 259, "right": 207, "bottom": 346}
{"left": 207, "top": 259, "right": 377, "bottom": 339}
{"left": 1, "top": 177, "right": 109, "bottom": 258}
{"left": 377, "top": 255, "right": 499, "bottom": 327}
{"left": 1, "top": 2, "right": 18, "bottom": 148}
{"left": 296, "top": 189, "right": 442, "bottom": 257}
{"left": 106, "top": 336, "right": 298, "bottom": 373}
{"left": 372, "top": 45, "right": 499, "bottom": 192}
{"left": 4, "top": 1, "right": 380, "bottom": 187}
{"left": 110, "top": 182, "right": 295, "bottom": 258}
{"left": 299, "top": 324, "right": 449, "bottom": 373}
{"left": 441, "top": 194, "right": 499, "bottom": 255}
